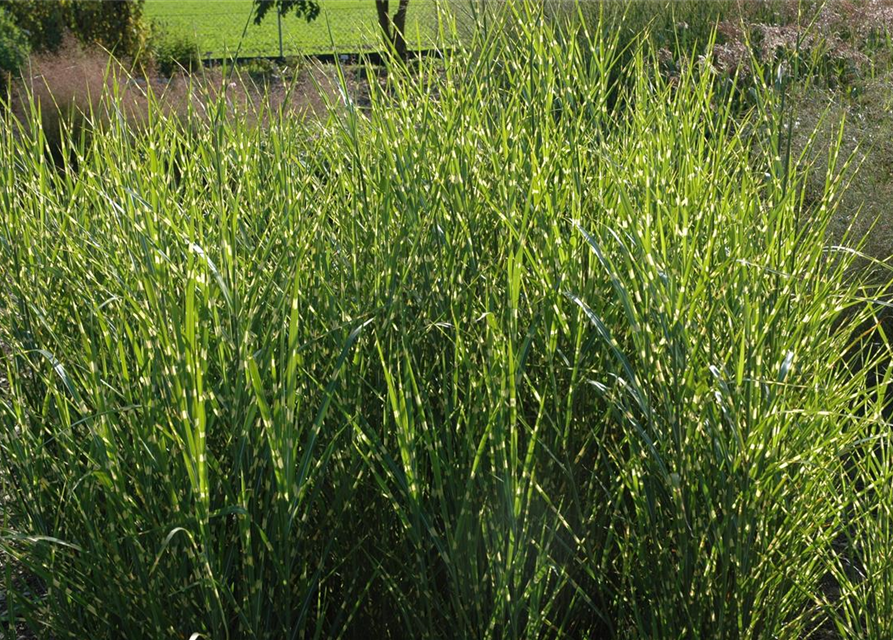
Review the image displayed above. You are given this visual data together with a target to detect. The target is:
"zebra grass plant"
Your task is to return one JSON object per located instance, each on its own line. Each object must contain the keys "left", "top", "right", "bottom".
{"left": 1, "top": 2, "right": 891, "bottom": 638}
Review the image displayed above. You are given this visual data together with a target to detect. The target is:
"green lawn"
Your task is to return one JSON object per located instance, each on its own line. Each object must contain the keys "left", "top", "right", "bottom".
{"left": 144, "top": 0, "right": 450, "bottom": 57}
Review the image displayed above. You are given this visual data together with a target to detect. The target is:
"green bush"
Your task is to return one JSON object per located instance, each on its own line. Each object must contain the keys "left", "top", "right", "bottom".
{"left": 2, "top": 1, "right": 67, "bottom": 53}
{"left": 0, "top": 7, "right": 29, "bottom": 83}
{"left": 240, "top": 57, "right": 278, "bottom": 80}
{"left": 2, "top": 0, "right": 146, "bottom": 57}
{"left": 67, "top": 0, "right": 148, "bottom": 57}
{"left": 152, "top": 27, "right": 201, "bottom": 76}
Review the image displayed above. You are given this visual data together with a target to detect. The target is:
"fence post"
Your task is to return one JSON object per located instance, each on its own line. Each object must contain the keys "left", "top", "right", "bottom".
{"left": 277, "top": 5, "right": 284, "bottom": 59}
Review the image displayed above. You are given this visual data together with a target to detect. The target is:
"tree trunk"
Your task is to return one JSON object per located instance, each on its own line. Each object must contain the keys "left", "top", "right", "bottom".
{"left": 391, "top": 0, "right": 410, "bottom": 59}
{"left": 375, "top": 0, "right": 391, "bottom": 48}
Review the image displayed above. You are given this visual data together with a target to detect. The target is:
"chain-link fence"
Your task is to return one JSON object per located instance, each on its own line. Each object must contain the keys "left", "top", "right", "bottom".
{"left": 145, "top": 0, "right": 477, "bottom": 59}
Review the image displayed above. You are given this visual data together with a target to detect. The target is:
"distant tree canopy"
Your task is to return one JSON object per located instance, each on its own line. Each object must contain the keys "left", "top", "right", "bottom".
{"left": 253, "top": 0, "right": 320, "bottom": 25}
{"left": 252, "top": 0, "right": 411, "bottom": 58}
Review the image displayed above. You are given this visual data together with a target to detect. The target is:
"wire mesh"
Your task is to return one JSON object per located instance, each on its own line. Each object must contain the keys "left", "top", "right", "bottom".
{"left": 144, "top": 0, "right": 477, "bottom": 58}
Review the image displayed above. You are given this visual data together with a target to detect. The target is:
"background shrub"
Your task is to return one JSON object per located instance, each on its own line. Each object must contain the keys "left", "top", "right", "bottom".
{"left": 0, "top": 7, "right": 29, "bottom": 83}
{"left": 2, "top": 0, "right": 67, "bottom": 53}
{"left": 2, "top": 0, "right": 146, "bottom": 58}
{"left": 67, "top": 0, "right": 148, "bottom": 57}
{"left": 152, "top": 27, "right": 202, "bottom": 76}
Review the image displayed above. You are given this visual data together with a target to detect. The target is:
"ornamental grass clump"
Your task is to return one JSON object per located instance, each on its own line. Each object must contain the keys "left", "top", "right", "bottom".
{"left": 0, "top": 2, "right": 890, "bottom": 638}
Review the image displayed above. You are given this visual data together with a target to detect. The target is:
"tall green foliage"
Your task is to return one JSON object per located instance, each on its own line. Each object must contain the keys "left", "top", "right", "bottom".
{"left": 0, "top": 3, "right": 890, "bottom": 638}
